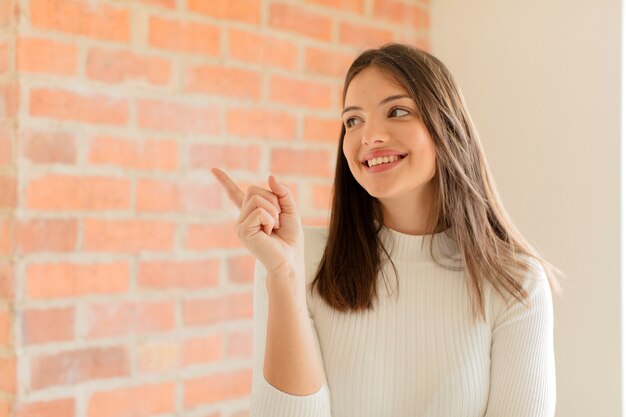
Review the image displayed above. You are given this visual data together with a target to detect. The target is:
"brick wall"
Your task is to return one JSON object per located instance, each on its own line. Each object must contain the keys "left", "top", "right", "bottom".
{"left": 0, "top": 0, "right": 18, "bottom": 415}
{"left": 0, "top": 0, "right": 429, "bottom": 416}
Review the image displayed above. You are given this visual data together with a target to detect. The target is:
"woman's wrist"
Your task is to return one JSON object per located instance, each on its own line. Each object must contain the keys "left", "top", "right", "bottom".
{"left": 266, "top": 264, "right": 307, "bottom": 306}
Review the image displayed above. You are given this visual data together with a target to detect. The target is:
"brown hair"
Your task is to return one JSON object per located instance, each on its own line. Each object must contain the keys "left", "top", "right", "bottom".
{"left": 309, "top": 43, "right": 564, "bottom": 324}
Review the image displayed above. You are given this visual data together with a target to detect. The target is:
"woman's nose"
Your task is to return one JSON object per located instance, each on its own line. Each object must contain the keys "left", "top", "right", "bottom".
{"left": 361, "top": 119, "right": 390, "bottom": 145}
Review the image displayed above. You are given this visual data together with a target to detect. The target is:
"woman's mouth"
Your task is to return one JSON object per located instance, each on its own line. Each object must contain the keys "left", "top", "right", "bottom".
{"left": 362, "top": 154, "right": 407, "bottom": 173}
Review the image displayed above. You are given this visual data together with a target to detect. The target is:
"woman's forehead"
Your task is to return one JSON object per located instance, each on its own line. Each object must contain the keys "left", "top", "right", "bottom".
{"left": 345, "top": 67, "right": 409, "bottom": 104}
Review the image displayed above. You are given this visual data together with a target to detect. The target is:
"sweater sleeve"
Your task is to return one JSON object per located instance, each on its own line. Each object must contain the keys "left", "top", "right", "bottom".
{"left": 483, "top": 260, "right": 556, "bottom": 417}
{"left": 249, "top": 258, "right": 333, "bottom": 417}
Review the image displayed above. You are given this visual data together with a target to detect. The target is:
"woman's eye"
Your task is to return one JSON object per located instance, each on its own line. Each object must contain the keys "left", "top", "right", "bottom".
{"left": 344, "top": 108, "right": 408, "bottom": 128}
{"left": 344, "top": 117, "right": 360, "bottom": 128}
{"left": 390, "top": 107, "right": 409, "bottom": 117}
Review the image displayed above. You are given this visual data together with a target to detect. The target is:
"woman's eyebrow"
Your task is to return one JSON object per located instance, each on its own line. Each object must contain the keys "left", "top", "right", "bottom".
{"left": 341, "top": 94, "right": 411, "bottom": 116}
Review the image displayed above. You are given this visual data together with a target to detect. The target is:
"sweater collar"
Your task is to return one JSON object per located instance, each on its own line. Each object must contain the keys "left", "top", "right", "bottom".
{"left": 378, "top": 224, "right": 461, "bottom": 264}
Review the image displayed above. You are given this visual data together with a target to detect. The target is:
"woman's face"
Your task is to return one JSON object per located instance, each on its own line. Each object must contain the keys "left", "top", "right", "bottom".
{"left": 341, "top": 66, "right": 437, "bottom": 201}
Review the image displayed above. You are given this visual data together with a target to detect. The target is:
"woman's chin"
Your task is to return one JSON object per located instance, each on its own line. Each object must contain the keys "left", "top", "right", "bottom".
{"left": 364, "top": 187, "right": 400, "bottom": 199}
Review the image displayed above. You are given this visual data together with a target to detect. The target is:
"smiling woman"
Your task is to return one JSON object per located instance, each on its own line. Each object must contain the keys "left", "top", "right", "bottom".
{"left": 341, "top": 67, "right": 438, "bottom": 225}
{"left": 238, "top": 42, "right": 564, "bottom": 417}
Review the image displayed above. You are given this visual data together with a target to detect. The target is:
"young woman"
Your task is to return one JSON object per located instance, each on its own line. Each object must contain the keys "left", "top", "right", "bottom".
{"left": 212, "top": 43, "right": 562, "bottom": 417}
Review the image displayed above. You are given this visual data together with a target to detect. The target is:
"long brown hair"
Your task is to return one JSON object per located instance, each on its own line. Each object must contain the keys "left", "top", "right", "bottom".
{"left": 309, "top": 43, "right": 564, "bottom": 324}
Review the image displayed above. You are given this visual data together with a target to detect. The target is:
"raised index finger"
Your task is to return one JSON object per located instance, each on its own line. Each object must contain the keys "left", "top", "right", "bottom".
{"left": 211, "top": 168, "right": 245, "bottom": 208}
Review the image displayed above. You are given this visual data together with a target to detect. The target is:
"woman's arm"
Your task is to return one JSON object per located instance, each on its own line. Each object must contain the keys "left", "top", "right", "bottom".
{"left": 264, "top": 265, "right": 326, "bottom": 394}
{"left": 483, "top": 261, "right": 556, "bottom": 417}
{"left": 250, "top": 259, "right": 332, "bottom": 417}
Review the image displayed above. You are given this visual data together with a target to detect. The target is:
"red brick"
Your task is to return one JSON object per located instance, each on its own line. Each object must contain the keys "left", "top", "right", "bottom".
{"left": 149, "top": 16, "right": 220, "bottom": 56}
{"left": 26, "top": 174, "right": 131, "bottom": 211}
{"left": 226, "top": 108, "right": 296, "bottom": 140}
{"left": 305, "top": 47, "right": 354, "bottom": 77}
{"left": 0, "top": 400, "right": 8, "bottom": 417}
{"left": 335, "top": 79, "right": 345, "bottom": 105}
{"left": 89, "top": 137, "right": 177, "bottom": 171}
{"left": 305, "top": 0, "right": 363, "bottom": 14}
{"left": 304, "top": 115, "right": 343, "bottom": 143}
{"left": 0, "top": 175, "right": 16, "bottom": 208}
{"left": 182, "top": 292, "right": 252, "bottom": 326}
{"left": 137, "top": 99, "right": 220, "bottom": 135}
{"left": 0, "top": 219, "right": 12, "bottom": 256}
{"left": 0, "top": 356, "right": 15, "bottom": 393}
{"left": 226, "top": 328, "right": 252, "bottom": 358}
{"left": 16, "top": 219, "right": 77, "bottom": 254}
{"left": 23, "top": 307, "right": 74, "bottom": 345}
{"left": 187, "top": 0, "right": 260, "bottom": 24}
{"left": 14, "top": 399, "right": 74, "bottom": 417}
{"left": 137, "top": 342, "right": 178, "bottom": 373}
{"left": 0, "top": 82, "right": 18, "bottom": 119}
{"left": 186, "top": 65, "right": 261, "bottom": 99}
{"left": 83, "top": 218, "right": 176, "bottom": 252}
{"left": 22, "top": 130, "right": 77, "bottom": 164}
{"left": 30, "top": 0, "right": 129, "bottom": 42}
{"left": 182, "top": 334, "right": 222, "bottom": 365}
{"left": 0, "top": 127, "right": 12, "bottom": 165}
{"left": 339, "top": 21, "right": 394, "bottom": 48}
{"left": 373, "top": 0, "right": 429, "bottom": 29}
{"left": 30, "top": 89, "right": 129, "bottom": 126}
{"left": 184, "top": 369, "right": 251, "bottom": 408}
{"left": 31, "top": 346, "right": 130, "bottom": 390}
{"left": 226, "top": 255, "right": 254, "bottom": 284}
{"left": 85, "top": 301, "right": 175, "bottom": 339}
{"left": 190, "top": 143, "right": 261, "bottom": 172}
{"left": 0, "top": 309, "right": 9, "bottom": 345}
{"left": 312, "top": 183, "right": 333, "bottom": 209}
{"left": 136, "top": 179, "right": 221, "bottom": 212}
{"left": 18, "top": 37, "right": 78, "bottom": 75}
{"left": 0, "top": 262, "right": 13, "bottom": 299}
{"left": 26, "top": 262, "right": 129, "bottom": 300}
{"left": 138, "top": 259, "right": 220, "bottom": 290}
{"left": 140, "top": 0, "right": 176, "bottom": 9}
{"left": 88, "top": 383, "right": 175, "bottom": 417}
{"left": 87, "top": 48, "right": 171, "bottom": 85}
{"left": 0, "top": 0, "right": 16, "bottom": 26}
{"left": 397, "top": 34, "right": 430, "bottom": 51}
{"left": 269, "top": 3, "right": 332, "bottom": 41}
{"left": 185, "top": 221, "right": 242, "bottom": 250}
{"left": 135, "top": 180, "right": 220, "bottom": 212}
{"left": 228, "top": 29, "right": 298, "bottom": 70}
{"left": 270, "top": 148, "right": 334, "bottom": 176}
{"left": 270, "top": 75, "right": 333, "bottom": 109}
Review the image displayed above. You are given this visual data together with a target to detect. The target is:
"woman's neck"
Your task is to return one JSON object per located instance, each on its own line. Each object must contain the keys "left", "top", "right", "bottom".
{"left": 377, "top": 188, "right": 437, "bottom": 235}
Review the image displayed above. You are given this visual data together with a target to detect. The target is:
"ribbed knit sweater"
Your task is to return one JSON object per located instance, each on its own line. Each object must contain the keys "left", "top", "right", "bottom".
{"left": 250, "top": 224, "right": 556, "bottom": 417}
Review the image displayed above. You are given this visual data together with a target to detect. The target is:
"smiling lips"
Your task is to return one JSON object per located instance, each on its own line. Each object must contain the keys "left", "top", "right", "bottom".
{"left": 365, "top": 154, "right": 403, "bottom": 167}
{"left": 360, "top": 149, "right": 408, "bottom": 165}
{"left": 363, "top": 154, "right": 406, "bottom": 173}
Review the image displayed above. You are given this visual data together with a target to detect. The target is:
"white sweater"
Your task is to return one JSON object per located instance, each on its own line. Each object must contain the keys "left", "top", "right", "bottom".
{"left": 250, "top": 224, "right": 556, "bottom": 417}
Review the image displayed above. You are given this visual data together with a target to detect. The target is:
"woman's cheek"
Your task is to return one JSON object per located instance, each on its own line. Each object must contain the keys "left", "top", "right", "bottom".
{"left": 343, "top": 137, "right": 356, "bottom": 165}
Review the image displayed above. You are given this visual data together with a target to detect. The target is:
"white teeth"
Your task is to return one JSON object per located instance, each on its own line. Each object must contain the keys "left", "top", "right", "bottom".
{"left": 367, "top": 155, "right": 401, "bottom": 167}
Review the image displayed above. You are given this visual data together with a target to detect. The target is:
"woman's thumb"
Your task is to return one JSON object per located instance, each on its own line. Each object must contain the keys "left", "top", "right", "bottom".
{"left": 268, "top": 175, "right": 298, "bottom": 215}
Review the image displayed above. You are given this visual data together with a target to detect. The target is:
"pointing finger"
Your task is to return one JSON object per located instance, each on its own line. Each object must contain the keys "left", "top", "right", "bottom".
{"left": 211, "top": 168, "right": 245, "bottom": 208}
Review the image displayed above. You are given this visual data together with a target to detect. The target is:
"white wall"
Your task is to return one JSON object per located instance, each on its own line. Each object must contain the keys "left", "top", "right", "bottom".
{"left": 431, "top": 1, "right": 621, "bottom": 416}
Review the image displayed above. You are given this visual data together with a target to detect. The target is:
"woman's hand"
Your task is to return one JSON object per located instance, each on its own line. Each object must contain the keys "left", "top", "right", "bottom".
{"left": 211, "top": 168, "right": 305, "bottom": 276}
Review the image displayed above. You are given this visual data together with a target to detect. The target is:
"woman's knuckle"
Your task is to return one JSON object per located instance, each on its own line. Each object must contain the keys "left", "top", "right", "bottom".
{"left": 250, "top": 194, "right": 263, "bottom": 204}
